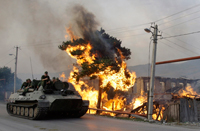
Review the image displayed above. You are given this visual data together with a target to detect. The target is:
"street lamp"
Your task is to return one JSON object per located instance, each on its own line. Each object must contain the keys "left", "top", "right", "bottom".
{"left": 9, "top": 46, "right": 18, "bottom": 93}
{"left": 144, "top": 28, "right": 152, "bottom": 33}
{"left": 9, "top": 54, "right": 15, "bottom": 56}
{"left": 144, "top": 25, "right": 158, "bottom": 121}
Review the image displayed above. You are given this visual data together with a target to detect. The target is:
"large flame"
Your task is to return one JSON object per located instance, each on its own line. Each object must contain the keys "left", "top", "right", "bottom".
{"left": 63, "top": 27, "right": 137, "bottom": 114}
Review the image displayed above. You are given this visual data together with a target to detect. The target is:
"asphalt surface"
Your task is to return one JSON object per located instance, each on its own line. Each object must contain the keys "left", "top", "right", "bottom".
{"left": 0, "top": 103, "right": 199, "bottom": 131}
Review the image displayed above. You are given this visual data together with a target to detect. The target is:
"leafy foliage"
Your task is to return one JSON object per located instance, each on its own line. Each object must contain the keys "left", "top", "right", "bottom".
{"left": 0, "top": 66, "right": 22, "bottom": 92}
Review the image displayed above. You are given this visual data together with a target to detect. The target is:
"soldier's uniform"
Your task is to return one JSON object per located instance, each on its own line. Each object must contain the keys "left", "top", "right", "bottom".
{"left": 21, "top": 79, "right": 29, "bottom": 89}
{"left": 21, "top": 79, "right": 32, "bottom": 96}
{"left": 41, "top": 71, "right": 50, "bottom": 88}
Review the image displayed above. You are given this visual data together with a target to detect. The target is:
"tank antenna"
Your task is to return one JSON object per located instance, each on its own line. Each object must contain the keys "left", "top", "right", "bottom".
{"left": 30, "top": 57, "right": 34, "bottom": 79}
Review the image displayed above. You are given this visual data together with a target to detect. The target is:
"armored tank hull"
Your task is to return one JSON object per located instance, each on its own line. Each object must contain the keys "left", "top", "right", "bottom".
{"left": 6, "top": 81, "right": 89, "bottom": 120}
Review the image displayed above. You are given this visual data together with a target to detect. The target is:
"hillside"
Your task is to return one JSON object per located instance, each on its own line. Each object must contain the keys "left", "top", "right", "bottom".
{"left": 128, "top": 59, "right": 200, "bottom": 79}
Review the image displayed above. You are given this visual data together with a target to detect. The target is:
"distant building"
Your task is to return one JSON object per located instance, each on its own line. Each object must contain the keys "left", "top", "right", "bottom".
{"left": 131, "top": 77, "right": 200, "bottom": 100}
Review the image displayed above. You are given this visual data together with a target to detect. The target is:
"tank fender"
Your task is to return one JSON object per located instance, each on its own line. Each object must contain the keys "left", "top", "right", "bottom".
{"left": 82, "top": 100, "right": 89, "bottom": 106}
{"left": 37, "top": 100, "right": 50, "bottom": 108}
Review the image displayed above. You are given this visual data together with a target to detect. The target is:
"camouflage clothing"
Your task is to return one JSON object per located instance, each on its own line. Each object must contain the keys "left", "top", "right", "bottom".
{"left": 21, "top": 80, "right": 32, "bottom": 96}
{"left": 41, "top": 75, "right": 50, "bottom": 87}
{"left": 21, "top": 82, "right": 31, "bottom": 89}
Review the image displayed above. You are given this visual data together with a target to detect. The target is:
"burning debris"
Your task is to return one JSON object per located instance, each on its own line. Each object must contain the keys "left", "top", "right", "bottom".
{"left": 130, "top": 85, "right": 200, "bottom": 122}
{"left": 178, "top": 86, "right": 200, "bottom": 99}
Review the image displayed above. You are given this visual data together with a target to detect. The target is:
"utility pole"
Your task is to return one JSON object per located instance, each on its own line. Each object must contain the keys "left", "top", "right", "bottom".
{"left": 145, "top": 24, "right": 161, "bottom": 121}
{"left": 147, "top": 25, "right": 158, "bottom": 121}
{"left": 14, "top": 46, "right": 19, "bottom": 93}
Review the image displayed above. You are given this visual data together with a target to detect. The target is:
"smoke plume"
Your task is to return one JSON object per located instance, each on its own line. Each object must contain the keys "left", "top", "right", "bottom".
{"left": 0, "top": 0, "right": 72, "bottom": 72}
{"left": 66, "top": 4, "right": 130, "bottom": 63}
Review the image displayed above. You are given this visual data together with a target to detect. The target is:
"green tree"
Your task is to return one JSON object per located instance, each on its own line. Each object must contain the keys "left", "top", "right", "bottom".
{"left": 0, "top": 66, "right": 22, "bottom": 92}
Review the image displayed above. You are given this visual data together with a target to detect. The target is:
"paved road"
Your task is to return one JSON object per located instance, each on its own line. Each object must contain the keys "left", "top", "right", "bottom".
{"left": 0, "top": 103, "right": 199, "bottom": 131}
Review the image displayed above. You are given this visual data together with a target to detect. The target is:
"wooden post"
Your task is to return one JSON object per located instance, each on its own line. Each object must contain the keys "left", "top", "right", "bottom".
{"left": 156, "top": 106, "right": 162, "bottom": 121}
{"left": 112, "top": 101, "right": 115, "bottom": 111}
{"left": 97, "top": 77, "right": 102, "bottom": 114}
{"left": 180, "top": 98, "right": 189, "bottom": 122}
{"left": 193, "top": 99, "right": 198, "bottom": 122}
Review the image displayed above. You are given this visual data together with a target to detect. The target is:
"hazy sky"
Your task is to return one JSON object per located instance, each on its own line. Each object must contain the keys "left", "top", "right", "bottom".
{"left": 1, "top": 0, "right": 200, "bottom": 80}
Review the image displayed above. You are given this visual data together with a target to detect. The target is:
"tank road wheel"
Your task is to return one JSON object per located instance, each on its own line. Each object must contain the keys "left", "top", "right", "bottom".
{"left": 29, "top": 108, "right": 34, "bottom": 118}
{"left": 10, "top": 105, "right": 13, "bottom": 111}
{"left": 17, "top": 107, "right": 20, "bottom": 115}
{"left": 20, "top": 107, "right": 25, "bottom": 116}
{"left": 25, "top": 108, "right": 29, "bottom": 117}
{"left": 13, "top": 106, "right": 17, "bottom": 114}
{"left": 34, "top": 107, "right": 38, "bottom": 117}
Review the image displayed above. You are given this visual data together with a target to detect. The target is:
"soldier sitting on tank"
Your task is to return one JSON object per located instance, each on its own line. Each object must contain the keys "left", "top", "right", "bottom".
{"left": 51, "top": 77, "right": 57, "bottom": 90}
{"left": 41, "top": 71, "right": 51, "bottom": 89}
{"left": 20, "top": 79, "right": 29, "bottom": 90}
{"left": 21, "top": 79, "right": 32, "bottom": 96}
{"left": 37, "top": 81, "right": 42, "bottom": 90}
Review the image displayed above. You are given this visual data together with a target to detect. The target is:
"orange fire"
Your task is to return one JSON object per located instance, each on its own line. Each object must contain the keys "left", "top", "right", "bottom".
{"left": 131, "top": 95, "right": 166, "bottom": 121}
{"left": 65, "top": 26, "right": 79, "bottom": 41}
{"left": 132, "top": 96, "right": 147, "bottom": 110}
{"left": 178, "top": 86, "right": 200, "bottom": 98}
{"left": 63, "top": 27, "right": 137, "bottom": 114}
{"left": 152, "top": 106, "right": 165, "bottom": 121}
{"left": 103, "top": 95, "right": 126, "bottom": 111}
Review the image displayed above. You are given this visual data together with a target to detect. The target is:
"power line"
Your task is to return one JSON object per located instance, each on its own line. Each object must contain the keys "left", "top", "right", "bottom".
{"left": 20, "top": 41, "right": 63, "bottom": 47}
{"left": 107, "top": 27, "right": 145, "bottom": 35}
{"left": 163, "top": 39, "right": 199, "bottom": 55}
{"left": 21, "top": 45, "right": 59, "bottom": 49}
{"left": 161, "top": 30, "right": 200, "bottom": 39}
{"left": 154, "top": 3, "right": 200, "bottom": 23}
{"left": 106, "top": 22, "right": 151, "bottom": 32}
{"left": 92, "top": 3, "right": 200, "bottom": 33}
{"left": 158, "top": 9, "right": 200, "bottom": 26}
{"left": 3, "top": 58, "right": 15, "bottom": 67}
{"left": 0, "top": 48, "right": 14, "bottom": 59}
{"left": 115, "top": 33, "right": 147, "bottom": 39}
{"left": 161, "top": 15, "right": 200, "bottom": 31}
{"left": 0, "top": 55, "right": 12, "bottom": 63}
{"left": 16, "top": 37, "right": 64, "bottom": 46}
{"left": 159, "top": 41, "right": 192, "bottom": 56}
{"left": 162, "top": 32, "right": 200, "bottom": 52}
{"left": 105, "top": 3, "right": 200, "bottom": 33}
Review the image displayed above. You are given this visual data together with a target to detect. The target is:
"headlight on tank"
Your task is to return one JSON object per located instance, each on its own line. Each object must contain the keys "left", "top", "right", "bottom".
{"left": 39, "top": 95, "right": 46, "bottom": 99}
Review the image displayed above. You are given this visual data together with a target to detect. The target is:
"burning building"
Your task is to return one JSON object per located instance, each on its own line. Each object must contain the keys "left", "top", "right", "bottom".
{"left": 130, "top": 77, "right": 200, "bottom": 122}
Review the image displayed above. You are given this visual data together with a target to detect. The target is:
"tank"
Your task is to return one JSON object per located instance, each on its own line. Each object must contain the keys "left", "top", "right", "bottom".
{"left": 6, "top": 79, "right": 89, "bottom": 120}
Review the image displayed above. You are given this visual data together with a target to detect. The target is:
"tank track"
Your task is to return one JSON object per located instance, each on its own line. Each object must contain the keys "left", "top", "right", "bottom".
{"left": 68, "top": 106, "right": 88, "bottom": 118}
{"left": 6, "top": 103, "right": 48, "bottom": 120}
